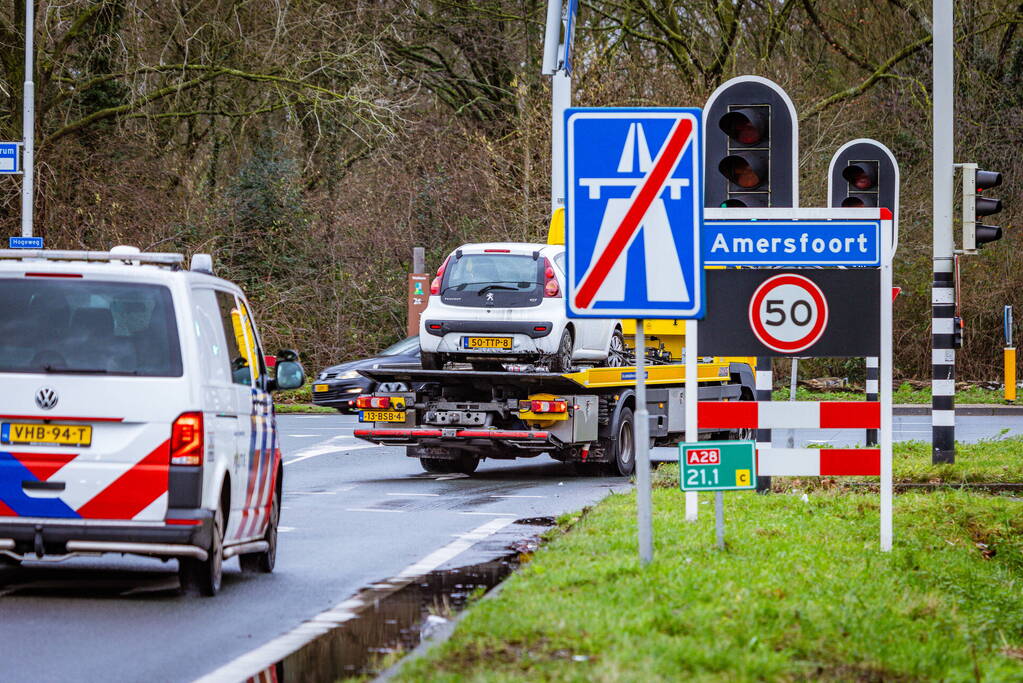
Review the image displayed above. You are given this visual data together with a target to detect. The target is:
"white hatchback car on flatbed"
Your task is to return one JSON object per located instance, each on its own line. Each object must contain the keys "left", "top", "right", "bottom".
{"left": 0, "top": 247, "right": 305, "bottom": 595}
{"left": 419, "top": 242, "right": 624, "bottom": 372}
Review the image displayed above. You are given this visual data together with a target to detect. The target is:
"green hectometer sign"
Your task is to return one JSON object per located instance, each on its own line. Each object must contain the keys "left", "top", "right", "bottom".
{"left": 679, "top": 440, "right": 757, "bottom": 491}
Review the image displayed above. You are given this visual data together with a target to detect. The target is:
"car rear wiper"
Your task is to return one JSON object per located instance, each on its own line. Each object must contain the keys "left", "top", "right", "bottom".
{"left": 478, "top": 284, "right": 519, "bottom": 295}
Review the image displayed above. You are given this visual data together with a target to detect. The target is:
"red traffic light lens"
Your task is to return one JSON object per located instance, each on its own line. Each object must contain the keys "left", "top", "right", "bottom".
{"left": 842, "top": 164, "right": 877, "bottom": 190}
{"left": 841, "top": 195, "right": 877, "bottom": 208}
{"left": 719, "top": 155, "right": 766, "bottom": 189}
{"left": 719, "top": 109, "right": 768, "bottom": 145}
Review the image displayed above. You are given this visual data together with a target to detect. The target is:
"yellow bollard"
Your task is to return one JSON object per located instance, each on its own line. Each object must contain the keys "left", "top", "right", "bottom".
{"left": 1006, "top": 347, "right": 1017, "bottom": 402}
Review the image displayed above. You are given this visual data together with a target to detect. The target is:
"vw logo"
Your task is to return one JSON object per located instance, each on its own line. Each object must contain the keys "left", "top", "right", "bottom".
{"left": 35, "top": 387, "right": 59, "bottom": 411}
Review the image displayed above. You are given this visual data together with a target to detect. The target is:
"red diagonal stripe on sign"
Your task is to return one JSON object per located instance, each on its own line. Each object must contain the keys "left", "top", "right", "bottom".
{"left": 77, "top": 440, "right": 169, "bottom": 519}
{"left": 574, "top": 117, "right": 694, "bottom": 310}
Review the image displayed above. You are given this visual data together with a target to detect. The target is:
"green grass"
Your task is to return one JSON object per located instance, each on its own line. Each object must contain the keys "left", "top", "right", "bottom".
{"left": 274, "top": 403, "right": 335, "bottom": 414}
{"left": 397, "top": 488, "right": 1023, "bottom": 681}
{"left": 771, "top": 383, "right": 1016, "bottom": 404}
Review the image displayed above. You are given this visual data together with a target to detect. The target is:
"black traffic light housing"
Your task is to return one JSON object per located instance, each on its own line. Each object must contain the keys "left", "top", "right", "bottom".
{"left": 828, "top": 140, "right": 899, "bottom": 220}
{"left": 962, "top": 164, "right": 1004, "bottom": 252}
{"left": 704, "top": 77, "right": 798, "bottom": 209}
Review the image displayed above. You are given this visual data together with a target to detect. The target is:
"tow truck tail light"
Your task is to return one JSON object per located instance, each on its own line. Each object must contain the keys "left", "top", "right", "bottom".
{"left": 356, "top": 396, "right": 391, "bottom": 410}
{"left": 521, "top": 399, "right": 568, "bottom": 414}
{"left": 430, "top": 256, "right": 450, "bottom": 296}
{"left": 170, "top": 412, "right": 204, "bottom": 466}
{"left": 543, "top": 258, "right": 560, "bottom": 298}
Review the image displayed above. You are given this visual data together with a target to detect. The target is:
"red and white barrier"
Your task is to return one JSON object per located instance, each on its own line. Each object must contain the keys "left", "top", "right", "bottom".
{"left": 698, "top": 401, "right": 880, "bottom": 430}
{"left": 757, "top": 448, "right": 879, "bottom": 477}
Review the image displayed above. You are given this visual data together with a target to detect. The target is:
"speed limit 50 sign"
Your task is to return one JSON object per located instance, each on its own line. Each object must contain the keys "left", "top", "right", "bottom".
{"left": 749, "top": 274, "right": 829, "bottom": 353}
{"left": 698, "top": 268, "right": 879, "bottom": 357}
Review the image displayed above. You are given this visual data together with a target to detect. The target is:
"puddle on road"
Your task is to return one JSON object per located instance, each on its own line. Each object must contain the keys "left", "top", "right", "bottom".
{"left": 255, "top": 518, "right": 555, "bottom": 682}
{"left": 265, "top": 556, "right": 517, "bottom": 682}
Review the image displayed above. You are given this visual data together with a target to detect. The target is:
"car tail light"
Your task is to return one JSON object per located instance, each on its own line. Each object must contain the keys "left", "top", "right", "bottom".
{"left": 356, "top": 396, "right": 391, "bottom": 409}
{"left": 521, "top": 399, "right": 567, "bottom": 414}
{"left": 170, "top": 412, "right": 204, "bottom": 466}
{"left": 430, "top": 256, "right": 451, "bottom": 295}
{"left": 543, "top": 258, "right": 560, "bottom": 298}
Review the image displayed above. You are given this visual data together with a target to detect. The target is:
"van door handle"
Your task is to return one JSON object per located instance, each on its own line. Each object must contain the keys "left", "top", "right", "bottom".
{"left": 23, "top": 481, "right": 65, "bottom": 492}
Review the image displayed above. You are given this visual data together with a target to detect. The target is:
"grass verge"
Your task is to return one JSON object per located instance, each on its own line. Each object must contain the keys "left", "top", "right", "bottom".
{"left": 274, "top": 403, "right": 335, "bottom": 414}
{"left": 771, "top": 384, "right": 1015, "bottom": 405}
{"left": 396, "top": 488, "right": 1023, "bottom": 681}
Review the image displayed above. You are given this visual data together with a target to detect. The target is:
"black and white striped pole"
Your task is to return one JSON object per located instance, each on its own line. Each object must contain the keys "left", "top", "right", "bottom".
{"left": 932, "top": 0, "right": 956, "bottom": 464}
{"left": 827, "top": 138, "right": 900, "bottom": 450}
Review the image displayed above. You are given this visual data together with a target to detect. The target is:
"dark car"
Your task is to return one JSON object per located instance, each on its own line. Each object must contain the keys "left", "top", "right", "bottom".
{"left": 312, "top": 336, "right": 421, "bottom": 413}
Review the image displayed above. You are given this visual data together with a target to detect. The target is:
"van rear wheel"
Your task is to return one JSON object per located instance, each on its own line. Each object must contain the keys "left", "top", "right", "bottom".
{"left": 240, "top": 483, "right": 279, "bottom": 574}
{"left": 179, "top": 505, "right": 224, "bottom": 597}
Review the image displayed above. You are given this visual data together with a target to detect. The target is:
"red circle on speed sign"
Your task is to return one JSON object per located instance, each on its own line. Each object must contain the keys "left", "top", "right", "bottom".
{"left": 748, "top": 274, "right": 829, "bottom": 353}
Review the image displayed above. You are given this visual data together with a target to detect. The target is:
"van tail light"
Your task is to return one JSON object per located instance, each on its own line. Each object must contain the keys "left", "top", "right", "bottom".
{"left": 430, "top": 256, "right": 451, "bottom": 295}
{"left": 543, "top": 258, "right": 560, "bottom": 298}
{"left": 356, "top": 396, "right": 391, "bottom": 410}
{"left": 170, "top": 412, "right": 204, "bottom": 466}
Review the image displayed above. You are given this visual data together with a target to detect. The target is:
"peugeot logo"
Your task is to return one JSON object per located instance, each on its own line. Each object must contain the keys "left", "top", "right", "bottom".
{"left": 35, "top": 387, "right": 58, "bottom": 410}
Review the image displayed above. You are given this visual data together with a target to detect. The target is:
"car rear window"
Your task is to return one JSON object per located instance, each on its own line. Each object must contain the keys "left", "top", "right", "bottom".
{"left": 0, "top": 278, "right": 183, "bottom": 377}
{"left": 441, "top": 253, "right": 543, "bottom": 308}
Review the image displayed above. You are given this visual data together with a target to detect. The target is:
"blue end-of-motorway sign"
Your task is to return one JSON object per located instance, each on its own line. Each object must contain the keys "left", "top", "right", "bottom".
{"left": 9, "top": 236, "right": 43, "bottom": 249}
{"left": 0, "top": 142, "right": 20, "bottom": 174}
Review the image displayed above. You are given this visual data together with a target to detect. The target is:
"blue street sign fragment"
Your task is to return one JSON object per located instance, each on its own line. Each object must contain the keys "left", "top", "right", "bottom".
{"left": 8, "top": 236, "right": 43, "bottom": 249}
{"left": 703, "top": 220, "right": 881, "bottom": 267}
{"left": 565, "top": 108, "right": 704, "bottom": 319}
{"left": 0, "top": 142, "right": 19, "bottom": 174}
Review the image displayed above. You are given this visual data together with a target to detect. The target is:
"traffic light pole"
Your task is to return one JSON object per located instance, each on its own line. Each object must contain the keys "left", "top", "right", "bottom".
{"left": 932, "top": 0, "right": 956, "bottom": 464}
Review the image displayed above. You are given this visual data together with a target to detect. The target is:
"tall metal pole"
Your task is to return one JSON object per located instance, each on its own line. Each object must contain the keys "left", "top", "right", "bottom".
{"left": 550, "top": 73, "right": 571, "bottom": 212}
{"left": 932, "top": 0, "right": 956, "bottom": 464}
{"left": 635, "top": 322, "right": 652, "bottom": 565}
{"left": 21, "top": 0, "right": 35, "bottom": 238}
{"left": 684, "top": 320, "right": 698, "bottom": 521}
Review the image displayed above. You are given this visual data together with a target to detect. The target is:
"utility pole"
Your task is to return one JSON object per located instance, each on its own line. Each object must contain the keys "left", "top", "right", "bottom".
{"left": 21, "top": 0, "right": 35, "bottom": 238}
{"left": 932, "top": 0, "right": 955, "bottom": 464}
{"left": 542, "top": 0, "right": 577, "bottom": 213}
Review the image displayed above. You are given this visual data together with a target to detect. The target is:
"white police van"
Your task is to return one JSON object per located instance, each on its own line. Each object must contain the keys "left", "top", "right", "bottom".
{"left": 0, "top": 247, "right": 305, "bottom": 596}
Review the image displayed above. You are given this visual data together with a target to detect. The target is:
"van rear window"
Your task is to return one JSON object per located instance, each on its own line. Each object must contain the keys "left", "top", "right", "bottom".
{"left": 0, "top": 279, "right": 182, "bottom": 377}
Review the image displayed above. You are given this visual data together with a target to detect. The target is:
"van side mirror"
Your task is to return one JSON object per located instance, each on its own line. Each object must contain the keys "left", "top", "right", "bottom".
{"left": 272, "top": 360, "right": 305, "bottom": 391}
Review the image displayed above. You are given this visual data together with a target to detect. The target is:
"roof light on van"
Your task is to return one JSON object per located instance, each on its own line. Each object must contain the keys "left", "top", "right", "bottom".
{"left": 190, "top": 253, "right": 214, "bottom": 275}
{"left": 170, "top": 412, "right": 204, "bottom": 466}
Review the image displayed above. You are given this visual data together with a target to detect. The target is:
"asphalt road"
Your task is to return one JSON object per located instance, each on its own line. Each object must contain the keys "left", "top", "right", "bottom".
{"left": 0, "top": 414, "right": 628, "bottom": 682}
{"left": 2, "top": 412, "right": 1022, "bottom": 682}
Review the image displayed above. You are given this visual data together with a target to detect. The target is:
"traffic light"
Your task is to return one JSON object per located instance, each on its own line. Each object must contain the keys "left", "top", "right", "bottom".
{"left": 962, "top": 164, "right": 1004, "bottom": 252}
{"left": 704, "top": 76, "right": 798, "bottom": 208}
{"left": 828, "top": 139, "right": 899, "bottom": 220}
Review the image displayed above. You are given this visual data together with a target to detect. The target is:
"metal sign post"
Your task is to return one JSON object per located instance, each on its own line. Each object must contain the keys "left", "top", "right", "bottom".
{"left": 565, "top": 107, "right": 705, "bottom": 565}
{"left": 21, "top": 0, "right": 35, "bottom": 238}
{"left": 679, "top": 440, "right": 756, "bottom": 549}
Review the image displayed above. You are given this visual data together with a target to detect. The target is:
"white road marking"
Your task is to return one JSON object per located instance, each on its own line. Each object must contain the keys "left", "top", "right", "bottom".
{"left": 194, "top": 518, "right": 514, "bottom": 683}
{"left": 345, "top": 508, "right": 405, "bottom": 513}
{"left": 287, "top": 434, "right": 320, "bottom": 438}
{"left": 278, "top": 526, "right": 296, "bottom": 533}
{"left": 386, "top": 492, "right": 440, "bottom": 497}
{"left": 290, "top": 491, "right": 337, "bottom": 496}
{"left": 286, "top": 441, "right": 379, "bottom": 465}
{"left": 434, "top": 473, "right": 470, "bottom": 481}
{"left": 490, "top": 495, "right": 544, "bottom": 499}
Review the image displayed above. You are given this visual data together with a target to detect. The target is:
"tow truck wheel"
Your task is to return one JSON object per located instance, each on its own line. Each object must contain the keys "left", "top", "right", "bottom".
{"left": 610, "top": 407, "right": 636, "bottom": 476}
{"left": 179, "top": 504, "right": 224, "bottom": 597}
{"left": 549, "top": 331, "right": 574, "bottom": 373}
{"left": 420, "top": 457, "right": 450, "bottom": 473}
{"left": 421, "top": 352, "right": 445, "bottom": 370}
{"left": 451, "top": 454, "right": 480, "bottom": 474}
